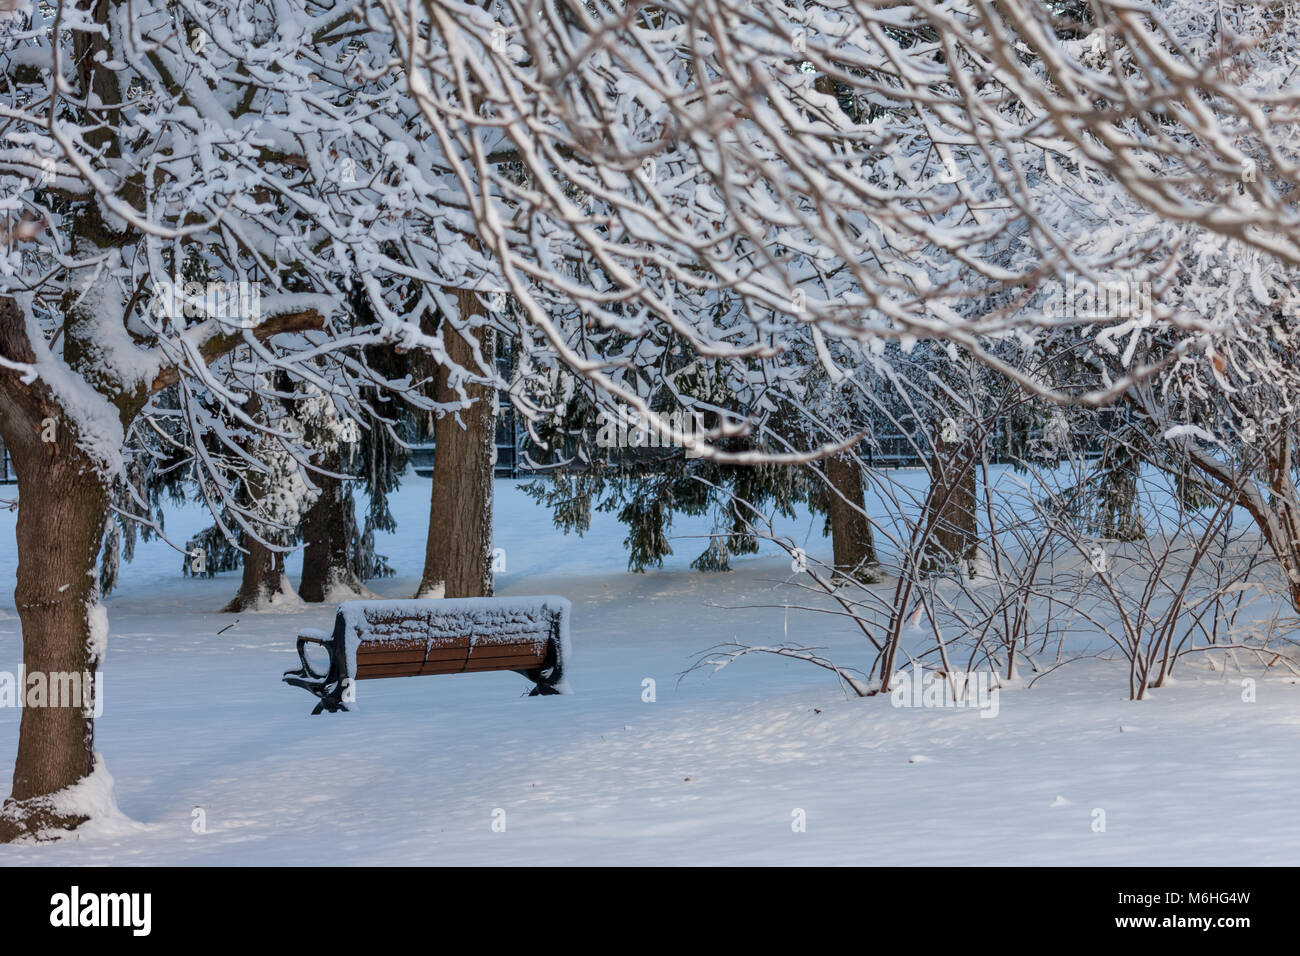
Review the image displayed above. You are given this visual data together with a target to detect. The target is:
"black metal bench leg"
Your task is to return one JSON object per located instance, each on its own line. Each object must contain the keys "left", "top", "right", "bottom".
{"left": 523, "top": 636, "right": 564, "bottom": 695}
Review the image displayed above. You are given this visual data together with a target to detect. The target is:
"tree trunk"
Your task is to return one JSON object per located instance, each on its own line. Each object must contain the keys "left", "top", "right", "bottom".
{"left": 920, "top": 425, "right": 979, "bottom": 575}
{"left": 826, "top": 454, "right": 879, "bottom": 582}
{"left": 0, "top": 296, "right": 113, "bottom": 840}
{"left": 223, "top": 535, "right": 291, "bottom": 612}
{"left": 0, "top": 408, "right": 108, "bottom": 839}
{"left": 1096, "top": 431, "right": 1145, "bottom": 541}
{"left": 299, "top": 463, "right": 363, "bottom": 603}
{"left": 417, "top": 297, "right": 495, "bottom": 599}
{"left": 1263, "top": 437, "right": 1300, "bottom": 614}
{"left": 222, "top": 388, "right": 297, "bottom": 612}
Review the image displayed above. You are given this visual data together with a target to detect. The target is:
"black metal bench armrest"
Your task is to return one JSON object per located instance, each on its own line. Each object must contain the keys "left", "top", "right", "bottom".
{"left": 287, "top": 628, "right": 334, "bottom": 681}
{"left": 283, "top": 622, "right": 351, "bottom": 713}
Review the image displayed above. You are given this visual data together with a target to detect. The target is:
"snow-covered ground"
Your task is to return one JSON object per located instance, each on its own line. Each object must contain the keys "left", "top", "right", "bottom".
{"left": 0, "top": 475, "right": 1298, "bottom": 865}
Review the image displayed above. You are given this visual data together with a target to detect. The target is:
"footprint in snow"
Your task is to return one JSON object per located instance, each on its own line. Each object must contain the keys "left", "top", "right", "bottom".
{"left": 1050, "top": 795, "right": 1071, "bottom": 807}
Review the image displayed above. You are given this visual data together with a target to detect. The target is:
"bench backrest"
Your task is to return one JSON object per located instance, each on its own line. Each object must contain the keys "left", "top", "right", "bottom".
{"left": 335, "top": 596, "right": 571, "bottom": 679}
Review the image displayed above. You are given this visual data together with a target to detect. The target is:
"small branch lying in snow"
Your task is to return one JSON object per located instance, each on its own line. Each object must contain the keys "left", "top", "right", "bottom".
{"left": 682, "top": 641, "right": 879, "bottom": 698}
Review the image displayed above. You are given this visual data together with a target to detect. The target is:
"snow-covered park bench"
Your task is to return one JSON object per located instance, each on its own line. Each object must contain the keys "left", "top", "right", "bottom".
{"left": 282, "top": 597, "right": 571, "bottom": 713}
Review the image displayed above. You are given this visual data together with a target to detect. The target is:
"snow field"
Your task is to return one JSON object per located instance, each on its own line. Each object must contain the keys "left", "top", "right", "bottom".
{"left": 0, "top": 478, "right": 1296, "bottom": 864}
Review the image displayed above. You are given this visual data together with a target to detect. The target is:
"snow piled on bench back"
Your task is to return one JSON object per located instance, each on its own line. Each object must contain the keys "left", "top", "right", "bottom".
{"left": 336, "top": 597, "right": 572, "bottom": 696}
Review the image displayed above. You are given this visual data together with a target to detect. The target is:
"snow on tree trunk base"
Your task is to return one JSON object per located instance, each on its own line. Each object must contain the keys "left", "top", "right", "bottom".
{"left": 223, "top": 573, "right": 300, "bottom": 613}
{"left": 831, "top": 563, "right": 882, "bottom": 586}
{"left": 0, "top": 754, "right": 136, "bottom": 844}
{"left": 0, "top": 793, "right": 90, "bottom": 844}
{"left": 414, "top": 580, "right": 446, "bottom": 600}
{"left": 319, "top": 570, "right": 379, "bottom": 604}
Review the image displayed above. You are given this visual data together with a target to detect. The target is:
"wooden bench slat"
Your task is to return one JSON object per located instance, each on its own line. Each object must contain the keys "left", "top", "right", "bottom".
{"left": 427, "top": 635, "right": 484, "bottom": 648}
{"left": 467, "top": 652, "right": 546, "bottom": 666}
{"left": 356, "top": 634, "right": 430, "bottom": 644}
{"left": 357, "top": 639, "right": 546, "bottom": 665}
{"left": 356, "top": 664, "right": 426, "bottom": 679}
{"left": 469, "top": 636, "right": 547, "bottom": 649}
{"left": 463, "top": 654, "right": 547, "bottom": 671}
{"left": 470, "top": 634, "right": 546, "bottom": 650}
{"left": 356, "top": 649, "right": 429, "bottom": 666}
{"left": 359, "top": 658, "right": 546, "bottom": 677}
{"left": 419, "top": 659, "right": 471, "bottom": 675}
{"left": 422, "top": 645, "right": 473, "bottom": 663}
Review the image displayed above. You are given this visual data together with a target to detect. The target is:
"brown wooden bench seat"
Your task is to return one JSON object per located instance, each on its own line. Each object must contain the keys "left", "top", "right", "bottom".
{"left": 283, "top": 597, "right": 571, "bottom": 713}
